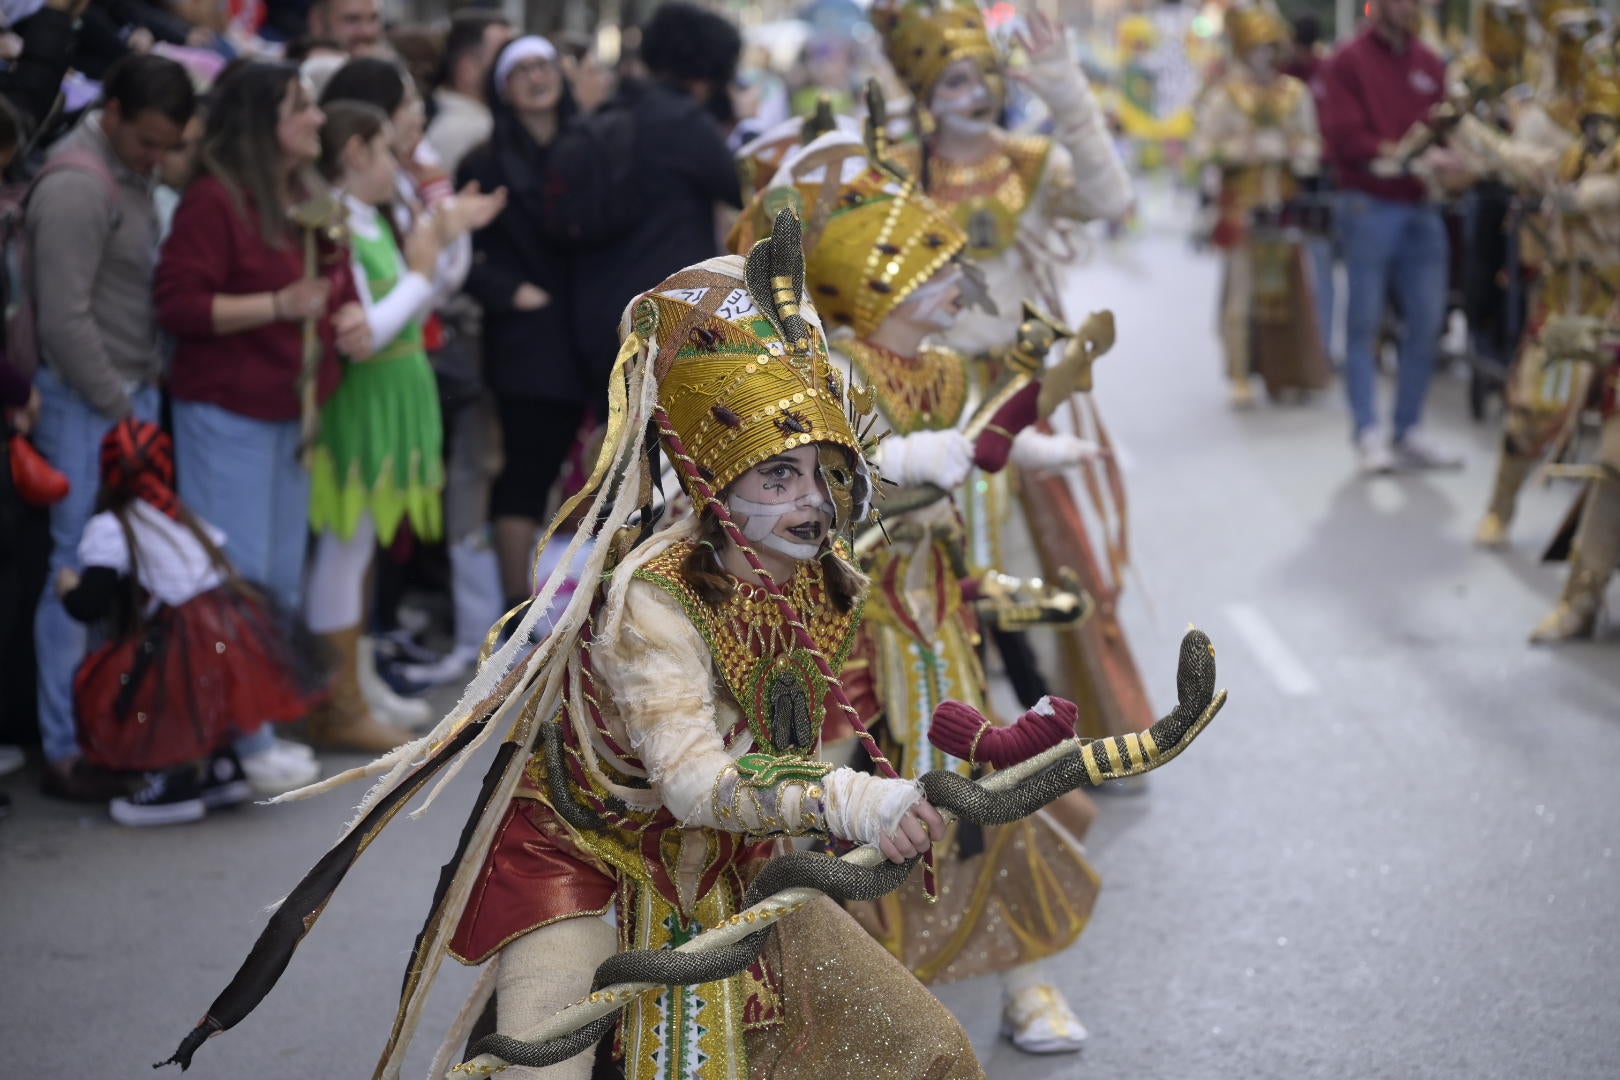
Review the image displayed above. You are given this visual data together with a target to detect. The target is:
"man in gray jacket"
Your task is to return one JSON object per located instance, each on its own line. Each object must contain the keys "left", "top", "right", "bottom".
{"left": 31, "top": 55, "right": 194, "bottom": 802}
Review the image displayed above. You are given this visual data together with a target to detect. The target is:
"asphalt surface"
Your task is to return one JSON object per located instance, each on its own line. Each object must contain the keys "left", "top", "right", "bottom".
{"left": 4, "top": 186, "right": 1618, "bottom": 1080}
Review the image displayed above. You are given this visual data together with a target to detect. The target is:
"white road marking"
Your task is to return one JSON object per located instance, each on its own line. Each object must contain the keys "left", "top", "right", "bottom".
{"left": 1223, "top": 603, "right": 1322, "bottom": 697}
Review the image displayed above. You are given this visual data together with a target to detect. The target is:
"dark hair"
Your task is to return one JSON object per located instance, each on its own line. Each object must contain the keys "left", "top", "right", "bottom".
{"left": 681, "top": 503, "right": 863, "bottom": 613}
{"left": 639, "top": 2, "right": 742, "bottom": 87}
{"left": 1293, "top": 14, "right": 1322, "bottom": 49}
{"left": 200, "top": 61, "right": 306, "bottom": 246}
{"left": 557, "top": 30, "right": 594, "bottom": 64}
{"left": 102, "top": 54, "right": 197, "bottom": 127}
{"left": 484, "top": 35, "right": 578, "bottom": 133}
{"left": 440, "top": 10, "right": 507, "bottom": 89}
{"left": 317, "top": 99, "right": 388, "bottom": 181}
{"left": 320, "top": 56, "right": 411, "bottom": 116}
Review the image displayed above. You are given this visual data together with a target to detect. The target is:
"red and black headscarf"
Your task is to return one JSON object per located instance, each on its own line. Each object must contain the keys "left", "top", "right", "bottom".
{"left": 100, "top": 418, "right": 181, "bottom": 520}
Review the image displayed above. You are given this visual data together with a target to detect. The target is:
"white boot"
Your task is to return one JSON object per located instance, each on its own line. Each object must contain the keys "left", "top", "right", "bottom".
{"left": 1002, "top": 984, "right": 1088, "bottom": 1054}
{"left": 357, "top": 634, "right": 433, "bottom": 728}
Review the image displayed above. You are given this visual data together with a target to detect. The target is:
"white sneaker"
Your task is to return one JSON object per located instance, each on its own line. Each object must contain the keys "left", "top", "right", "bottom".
{"left": 240, "top": 742, "right": 321, "bottom": 796}
{"left": 357, "top": 636, "right": 433, "bottom": 728}
{"left": 397, "top": 643, "right": 479, "bottom": 689}
{"left": 1356, "top": 428, "right": 1395, "bottom": 475}
{"left": 1001, "top": 984, "right": 1088, "bottom": 1054}
{"left": 1393, "top": 427, "right": 1464, "bottom": 471}
{"left": 271, "top": 736, "right": 315, "bottom": 762}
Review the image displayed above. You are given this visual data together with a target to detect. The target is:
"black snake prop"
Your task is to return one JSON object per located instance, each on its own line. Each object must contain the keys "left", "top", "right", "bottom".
{"left": 456, "top": 627, "right": 1224, "bottom": 1076}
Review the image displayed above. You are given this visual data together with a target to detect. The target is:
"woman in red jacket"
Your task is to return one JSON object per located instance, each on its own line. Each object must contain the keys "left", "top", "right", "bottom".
{"left": 155, "top": 61, "right": 380, "bottom": 755}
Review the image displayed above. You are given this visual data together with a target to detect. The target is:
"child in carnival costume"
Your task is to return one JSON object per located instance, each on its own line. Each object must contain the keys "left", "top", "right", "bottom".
{"left": 1450, "top": 66, "right": 1620, "bottom": 639}
{"left": 1191, "top": 1, "right": 1328, "bottom": 406}
{"left": 301, "top": 101, "right": 505, "bottom": 752}
{"left": 756, "top": 125, "right": 1109, "bottom": 1053}
{"left": 872, "top": 0, "right": 1153, "bottom": 744}
{"left": 161, "top": 211, "right": 991, "bottom": 1080}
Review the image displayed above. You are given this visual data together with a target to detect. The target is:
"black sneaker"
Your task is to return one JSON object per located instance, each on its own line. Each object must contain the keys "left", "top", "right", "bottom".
{"left": 110, "top": 764, "right": 209, "bottom": 827}
{"left": 197, "top": 749, "right": 254, "bottom": 811}
{"left": 110, "top": 752, "right": 252, "bottom": 826}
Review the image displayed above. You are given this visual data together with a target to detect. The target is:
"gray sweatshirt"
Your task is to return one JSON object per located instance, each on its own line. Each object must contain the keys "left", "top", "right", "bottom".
{"left": 29, "top": 112, "right": 164, "bottom": 419}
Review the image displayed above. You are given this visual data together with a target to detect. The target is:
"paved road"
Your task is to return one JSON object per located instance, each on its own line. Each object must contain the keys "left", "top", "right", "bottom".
{"left": 4, "top": 188, "right": 1618, "bottom": 1080}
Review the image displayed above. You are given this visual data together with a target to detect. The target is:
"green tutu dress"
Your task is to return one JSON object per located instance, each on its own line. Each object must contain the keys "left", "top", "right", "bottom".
{"left": 309, "top": 208, "right": 444, "bottom": 544}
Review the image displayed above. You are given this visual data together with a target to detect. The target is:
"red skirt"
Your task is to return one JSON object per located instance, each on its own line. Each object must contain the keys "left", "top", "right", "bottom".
{"left": 75, "top": 586, "right": 326, "bottom": 771}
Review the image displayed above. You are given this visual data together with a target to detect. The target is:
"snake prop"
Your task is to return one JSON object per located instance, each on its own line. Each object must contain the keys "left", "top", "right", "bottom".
{"left": 454, "top": 626, "right": 1225, "bottom": 1076}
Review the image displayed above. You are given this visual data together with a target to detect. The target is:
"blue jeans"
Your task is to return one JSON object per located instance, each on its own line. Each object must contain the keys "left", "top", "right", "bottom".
{"left": 173, "top": 402, "right": 311, "bottom": 759}
{"left": 1338, "top": 192, "right": 1450, "bottom": 440}
{"left": 1306, "top": 235, "right": 1337, "bottom": 360}
{"left": 31, "top": 369, "right": 160, "bottom": 764}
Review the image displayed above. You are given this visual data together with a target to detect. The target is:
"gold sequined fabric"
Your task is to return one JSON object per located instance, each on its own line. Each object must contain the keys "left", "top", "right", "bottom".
{"left": 913, "top": 134, "right": 1052, "bottom": 258}
{"left": 746, "top": 896, "right": 985, "bottom": 1080}
{"left": 845, "top": 813, "right": 1099, "bottom": 986}
{"left": 634, "top": 540, "right": 864, "bottom": 755}
{"left": 841, "top": 340, "right": 969, "bottom": 436}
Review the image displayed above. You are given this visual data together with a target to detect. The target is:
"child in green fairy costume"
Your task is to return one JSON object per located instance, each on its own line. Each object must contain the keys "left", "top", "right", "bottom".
{"left": 303, "top": 100, "right": 506, "bottom": 753}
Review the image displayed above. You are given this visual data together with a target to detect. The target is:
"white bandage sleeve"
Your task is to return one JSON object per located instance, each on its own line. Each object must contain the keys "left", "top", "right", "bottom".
{"left": 820, "top": 767, "right": 923, "bottom": 847}
{"left": 1010, "top": 430, "right": 1098, "bottom": 474}
{"left": 595, "top": 580, "right": 827, "bottom": 835}
{"left": 876, "top": 428, "right": 974, "bottom": 489}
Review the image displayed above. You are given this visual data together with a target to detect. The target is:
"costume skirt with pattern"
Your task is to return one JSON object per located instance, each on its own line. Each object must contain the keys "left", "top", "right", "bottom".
{"left": 309, "top": 351, "right": 445, "bottom": 545}
{"left": 75, "top": 586, "right": 326, "bottom": 771}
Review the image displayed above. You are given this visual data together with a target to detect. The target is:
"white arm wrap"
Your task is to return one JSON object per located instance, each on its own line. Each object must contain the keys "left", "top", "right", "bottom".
{"left": 876, "top": 429, "right": 974, "bottom": 489}
{"left": 1010, "top": 430, "right": 1099, "bottom": 475}
{"left": 820, "top": 767, "right": 923, "bottom": 847}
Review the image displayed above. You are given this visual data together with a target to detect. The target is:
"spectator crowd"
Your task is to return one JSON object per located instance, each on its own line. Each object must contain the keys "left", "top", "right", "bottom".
{"left": 0, "top": 0, "right": 747, "bottom": 823}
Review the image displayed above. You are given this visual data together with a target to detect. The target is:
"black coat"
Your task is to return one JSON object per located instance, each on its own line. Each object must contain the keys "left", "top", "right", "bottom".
{"left": 569, "top": 79, "right": 742, "bottom": 393}
{"left": 457, "top": 113, "right": 586, "bottom": 405}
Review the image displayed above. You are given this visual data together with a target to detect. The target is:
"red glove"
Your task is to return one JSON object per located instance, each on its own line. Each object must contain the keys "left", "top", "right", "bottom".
{"left": 929, "top": 696, "right": 1079, "bottom": 768}
{"left": 971, "top": 381, "right": 1040, "bottom": 473}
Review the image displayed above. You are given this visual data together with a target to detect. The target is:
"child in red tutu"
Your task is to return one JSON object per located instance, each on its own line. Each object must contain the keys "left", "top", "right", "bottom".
{"left": 58, "top": 419, "right": 326, "bottom": 826}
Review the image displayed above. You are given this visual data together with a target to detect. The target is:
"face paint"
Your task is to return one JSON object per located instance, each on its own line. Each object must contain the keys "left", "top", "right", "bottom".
{"left": 723, "top": 446, "right": 837, "bottom": 565}
{"left": 930, "top": 60, "right": 1002, "bottom": 137}
{"left": 899, "top": 268, "right": 964, "bottom": 330}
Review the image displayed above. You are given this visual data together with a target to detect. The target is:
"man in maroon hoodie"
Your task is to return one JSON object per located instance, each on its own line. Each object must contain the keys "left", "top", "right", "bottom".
{"left": 1322, "top": 0, "right": 1469, "bottom": 473}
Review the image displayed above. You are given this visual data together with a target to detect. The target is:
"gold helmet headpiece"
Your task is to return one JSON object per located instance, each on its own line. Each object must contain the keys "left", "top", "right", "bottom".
{"left": 632, "top": 210, "right": 872, "bottom": 522}
{"left": 1580, "top": 67, "right": 1620, "bottom": 122}
{"left": 873, "top": 0, "right": 999, "bottom": 102}
{"left": 1479, "top": 0, "right": 1530, "bottom": 63}
{"left": 1536, "top": 0, "right": 1592, "bottom": 33}
{"left": 1225, "top": 2, "right": 1289, "bottom": 56}
{"left": 759, "top": 89, "right": 967, "bottom": 338}
{"left": 1552, "top": 8, "right": 1609, "bottom": 89}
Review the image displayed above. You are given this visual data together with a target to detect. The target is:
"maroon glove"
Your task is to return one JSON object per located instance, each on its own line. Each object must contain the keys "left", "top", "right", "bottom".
{"left": 929, "top": 696, "right": 1079, "bottom": 768}
{"left": 971, "top": 381, "right": 1040, "bottom": 473}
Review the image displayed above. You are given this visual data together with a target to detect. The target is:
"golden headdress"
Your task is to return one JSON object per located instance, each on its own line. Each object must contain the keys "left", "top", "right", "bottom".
{"left": 1551, "top": 7, "right": 1608, "bottom": 89}
{"left": 631, "top": 211, "right": 869, "bottom": 499}
{"left": 873, "top": 0, "right": 998, "bottom": 102}
{"left": 1479, "top": 0, "right": 1530, "bottom": 64}
{"left": 1225, "top": 2, "right": 1289, "bottom": 56}
{"left": 758, "top": 129, "right": 967, "bottom": 339}
{"left": 1535, "top": 0, "right": 1593, "bottom": 33}
{"left": 1580, "top": 67, "right": 1620, "bottom": 120}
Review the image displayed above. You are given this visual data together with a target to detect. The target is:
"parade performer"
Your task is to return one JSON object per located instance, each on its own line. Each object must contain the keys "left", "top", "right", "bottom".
{"left": 1454, "top": 65, "right": 1620, "bottom": 638}
{"left": 1192, "top": 1, "right": 1328, "bottom": 406}
{"left": 160, "top": 212, "right": 1227, "bottom": 1079}
{"left": 1449, "top": 42, "right": 1616, "bottom": 560}
{"left": 756, "top": 126, "right": 1107, "bottom": 1053}
{"left": 874, "top": 0, "right": 1150, "bottom": 744}
{"left": 300, "top": 101, "right": 504, "bottom": 752}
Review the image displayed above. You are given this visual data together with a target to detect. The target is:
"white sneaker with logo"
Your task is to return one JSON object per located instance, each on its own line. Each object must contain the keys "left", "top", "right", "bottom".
{"left": 1002, "top": 984, "right": 1088, "bottom": 1054}
{"left": 241, "top": 742, "right": 321, "bottom": 796}
{"left": 1356, "top": 427, "right": 1395, "bottom": 475}
{"left": 1393, "top": 427, "right": 1464, "bottom": 471}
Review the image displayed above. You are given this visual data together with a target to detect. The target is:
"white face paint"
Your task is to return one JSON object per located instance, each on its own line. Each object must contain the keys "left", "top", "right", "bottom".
{"left": 930, "top": 58, "right": 1001, "bottom": 137}
{"left": 724, "top": 446, "right": 835, "bottom": 565}
{"left": 896, "top": 267, "right": 965, "bottom": 331}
